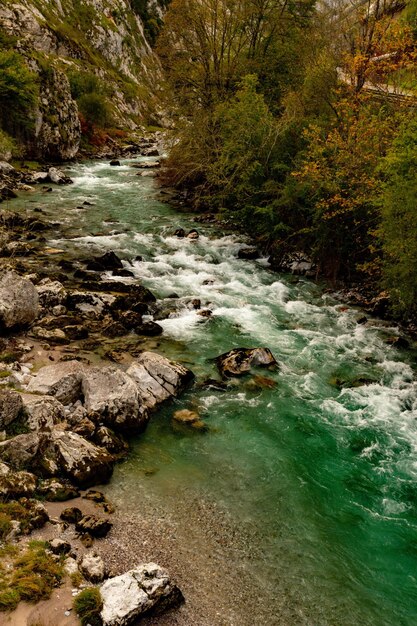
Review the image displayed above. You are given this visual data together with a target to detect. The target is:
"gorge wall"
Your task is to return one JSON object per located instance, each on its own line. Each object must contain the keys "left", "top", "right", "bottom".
{"left": 0, "top": 0, "right": 164, "bottom": 159}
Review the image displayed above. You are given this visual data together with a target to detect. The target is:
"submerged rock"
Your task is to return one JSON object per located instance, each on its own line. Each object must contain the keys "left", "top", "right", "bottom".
{"left": 100, "top": 563, "right": 184, "bottom": 626}
{"left": 0, "top": 271, "right": 39, "bottom": 331}
{"left": 173, "top": 409, "right": 201, "bottom": 424}
{"left": 216, "top": 348, "right": 277, "bottom": 377}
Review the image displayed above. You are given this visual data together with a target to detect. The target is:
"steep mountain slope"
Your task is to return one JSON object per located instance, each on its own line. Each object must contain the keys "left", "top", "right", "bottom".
{"left": 0, "top": 0, "right": 164, "bottom": 159}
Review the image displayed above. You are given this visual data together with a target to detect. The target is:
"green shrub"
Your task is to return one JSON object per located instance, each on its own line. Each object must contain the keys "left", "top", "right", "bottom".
{"left": 74, "top": 587, "right": 103, "bottom": 626}
{"left": 68, "top": 70, "right": 102, "bottom": 100}
{"left": 77, "top": 93, "right": 112, "bottom": 128}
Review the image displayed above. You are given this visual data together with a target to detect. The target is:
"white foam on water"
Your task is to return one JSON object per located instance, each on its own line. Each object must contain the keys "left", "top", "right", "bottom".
{"left": 158, "top": 309, "right": 204, "bottom": 340}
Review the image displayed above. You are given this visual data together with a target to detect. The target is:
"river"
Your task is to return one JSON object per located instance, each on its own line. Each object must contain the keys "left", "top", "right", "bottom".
{"left": 16, "top": 158, "right": 417, "bottom": 625}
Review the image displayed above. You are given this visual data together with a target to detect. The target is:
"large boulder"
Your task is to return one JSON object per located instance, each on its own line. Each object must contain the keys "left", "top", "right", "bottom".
{"left": 216, "top": 348, "right": 277, "bottom": 377}
{"left": 0, "top": 271, "right": 39, "bottom": 331}
{"left": 126, "top": 352, "right": 194, "bottom": 411}
{"left": 0, "top": 432, "right": 42, "bottom": 470}
{"left": 0, "top": 389, "right": 23, "bottom": 429}
{"left": 0, "top": 429, "right": 114, "bottom": 487}
{"left": 100, "top": 563, "right": 184, "bottom": 626}
{"left": 42, "top": 430, "right": 115, "bottom": 487}
{"left": 27, "top": 360, "right": 85, "bottom": 404}
{"left": 20, "top": 394, "right": 66, "bottom": 431}
{"left": 82, "top": 366, "right": 148, "bottom": 433}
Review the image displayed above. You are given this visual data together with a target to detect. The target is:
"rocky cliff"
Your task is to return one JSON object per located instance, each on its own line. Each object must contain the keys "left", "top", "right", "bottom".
{"left": 0, "top": 0, "right": 164, "bottom": 159}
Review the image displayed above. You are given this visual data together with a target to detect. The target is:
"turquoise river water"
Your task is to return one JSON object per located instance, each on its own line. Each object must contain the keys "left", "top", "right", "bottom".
{"left": 15, "top": 159, "right": 417, "bottom": 625}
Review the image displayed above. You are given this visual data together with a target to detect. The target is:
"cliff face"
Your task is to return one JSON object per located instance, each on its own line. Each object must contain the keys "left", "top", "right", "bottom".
{"left": 0, "top": 0, "right": 163, "bottom": 159}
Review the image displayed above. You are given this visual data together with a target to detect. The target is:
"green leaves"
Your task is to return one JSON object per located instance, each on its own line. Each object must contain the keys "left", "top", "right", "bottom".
{"left": 0, "top": 50, "right": 38, "bottom": 134}
{"left": 380, "top": 118, "right": 417, "bottom": 318}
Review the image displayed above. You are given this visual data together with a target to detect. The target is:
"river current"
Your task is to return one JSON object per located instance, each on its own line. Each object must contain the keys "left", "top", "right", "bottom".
{"left": 16, "top": 159, "right": 417, "bottom": 625}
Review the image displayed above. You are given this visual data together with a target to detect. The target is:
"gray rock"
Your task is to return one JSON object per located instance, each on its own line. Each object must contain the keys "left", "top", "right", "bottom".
{"left": 216, "top": 348, "right": 277, "bottom": 377}
{"left": 0, "top": 389, "right": 23, "bottom": 429}
{"left": 0, "top": 162, "right": 15, "bottom": 174}
{"left": 0, "top": 432, "right": 42, "bottom": 469}
{"left": 82, "top": 366, "right": 148, "bottom": 433}
{"left": 79, "top": 552, "right": 107, "bottom": 583}
{"left": 49, "top": 538, "right": 71, "bottom": 555}
{"left": 27, "top": 360, "right": 85, "bottom": 404}
{"left": 37, "top": 279, "right": 67, "bottom": 308}
{"left": 0, "top": 271, "right": 39, "bottom": 330}
{"left": 47, "top": 167, "right": 72, "bottom": 185}
{"left": 0, "top": 428, "right": 114, "bottom": 487}
{"left": 20, "top": 394, "right": 66, "bottom": 431}
{"left": 127, "top": 352, "right": 194, "bottom": 411}
{"left": 100, "top": 563, "right": 184, "bottom": 626}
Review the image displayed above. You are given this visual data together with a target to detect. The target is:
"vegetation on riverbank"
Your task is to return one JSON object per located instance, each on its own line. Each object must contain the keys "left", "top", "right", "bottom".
{"left": 0, "top": 540, "right": 64, "bottom": 611}
{"left": 158, "top": 0, "right": 417, "bottom": 320}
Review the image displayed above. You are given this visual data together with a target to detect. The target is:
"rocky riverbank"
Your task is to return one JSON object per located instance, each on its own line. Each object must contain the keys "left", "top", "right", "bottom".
{"left": 0, "top": 169, "right": 197, "bottom": 624}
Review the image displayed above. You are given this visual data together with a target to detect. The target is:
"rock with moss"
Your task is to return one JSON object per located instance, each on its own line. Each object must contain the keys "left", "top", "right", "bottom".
{"left": 0, "top": 432, "right": 42, "bottom": 470}
{"left": 0, "top": 271, "right": 39, "bottom": 332}
{"left": 0, "top": 468, "right": 37, "bottom": 498}
{"left": 37, "top": 477, "right": 80, "bottom": 501}
{"left": 36, "top": 278, "right": 68, "bottom": 309}
{"left": 100, "top": 563, "right": 184, "bottom": 626}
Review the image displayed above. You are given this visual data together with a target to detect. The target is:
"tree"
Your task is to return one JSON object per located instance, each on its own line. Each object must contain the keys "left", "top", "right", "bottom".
{"left": 380, "top": 118, "right": 417, "bottom": 318}
{"left": 292, "top": 94, "right": 400, "bottom": 280}
{"left": 0, "top": 50, "right": 38, "bottom": 136}
{"left": 157, "top": 0, "right": 312, "bottom": 110}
